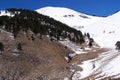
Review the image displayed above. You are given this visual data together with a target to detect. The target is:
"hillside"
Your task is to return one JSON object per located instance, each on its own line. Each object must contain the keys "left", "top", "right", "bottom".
{"left": 0, "top": 8, "right": 85, "bottom": 44}
{"left": 0, "top": 8, "right": 88, "bottom": 80}
{"left": 0, "top": 29, "right": 74, "bottom": 80}
{"left": 1, "top": 7, "right": 120, "bottom": 80}
{"left": 36, "top": 6, "right": 120, "bottom": 80}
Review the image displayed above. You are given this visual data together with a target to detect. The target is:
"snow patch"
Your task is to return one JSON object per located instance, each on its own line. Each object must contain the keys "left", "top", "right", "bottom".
{"left": 0, "top": 10, "right": 15, "bottom": 17}
{"left": 72, "top": 50, "right": 120, "bottom": 79}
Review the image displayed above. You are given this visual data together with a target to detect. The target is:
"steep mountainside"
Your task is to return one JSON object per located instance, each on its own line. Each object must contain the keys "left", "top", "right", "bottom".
{"left": 0, "top": 8, "right": 87, "bottom": 80}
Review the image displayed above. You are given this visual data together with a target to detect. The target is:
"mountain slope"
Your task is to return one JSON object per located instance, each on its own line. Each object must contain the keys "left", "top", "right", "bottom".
{"left": 36, "top": 6, "right": 120, "bottom": 49}
{"left": 36, "top": 6, "right": 104, "bottom": 28}
{"left": 0, "top": 8, "right": 77, "bottom": 80}
{"left": 82, "top": 11, "right": 120, "bottom": 48}
{"left": 36, "top": 6, "right": 120, "bottom": 80}
{"left": 0, "top": 29, "right": 72, "bottom": 80}
{"left": 1, "top": 7, "right": 120, "bottom": 80}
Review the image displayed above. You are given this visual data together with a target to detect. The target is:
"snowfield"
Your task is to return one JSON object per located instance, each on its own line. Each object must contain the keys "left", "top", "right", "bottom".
{"left": 81, "top": 11, "right": 120, "bottom": 48}
{"left": 36, "top": 6, "right": 103, "bottom": 27}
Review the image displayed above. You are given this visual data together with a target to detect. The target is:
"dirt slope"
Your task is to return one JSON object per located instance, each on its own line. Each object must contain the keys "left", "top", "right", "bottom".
{"left": 0, "top": 30, "right": 73, "bottom": 80}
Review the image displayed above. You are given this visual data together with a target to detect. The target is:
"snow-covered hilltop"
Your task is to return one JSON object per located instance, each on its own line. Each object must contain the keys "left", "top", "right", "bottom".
{"left": 36, "top": 6, "right": 103, "bottom": 27}
{"left": 36, "top": 6, "right": 120, "bottom": 49}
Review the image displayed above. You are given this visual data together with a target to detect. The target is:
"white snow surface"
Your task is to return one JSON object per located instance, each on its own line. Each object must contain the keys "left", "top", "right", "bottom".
{"left": 36, "top": 6, "right": 103, "bottom": 27}
{"left": 81, "top": 11, "right": 120, "bottom": 48}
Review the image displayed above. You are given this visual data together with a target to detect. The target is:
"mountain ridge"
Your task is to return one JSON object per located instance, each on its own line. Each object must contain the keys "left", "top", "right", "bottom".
{"left": 36, "top": 6, "right": 120, "bottom": 48}
{"left": 36, "top": 6, "right": 104, "bottom": 27}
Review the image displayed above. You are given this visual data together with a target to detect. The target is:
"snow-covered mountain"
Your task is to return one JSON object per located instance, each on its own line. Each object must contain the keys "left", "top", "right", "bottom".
{"left": 36, "top": 6, "right": 104, "bottom": 28}
{"left": 36, "top": 6, "right": 120, "bottom": 49}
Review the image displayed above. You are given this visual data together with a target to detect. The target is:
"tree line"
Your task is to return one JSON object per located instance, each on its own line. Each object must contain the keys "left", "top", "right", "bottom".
{"left": 0, "top": 8, "right": 85, "bottom": 44}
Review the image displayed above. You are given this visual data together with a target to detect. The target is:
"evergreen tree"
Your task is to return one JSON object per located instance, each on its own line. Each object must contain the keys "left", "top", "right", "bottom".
{"left": 0, "top": 42, "right": 4, "bottom": 55}
{"left": 84, "top": 33, "right": 87, "bottom": 36}
{"left": 87, "top": 33, "right": 90, "bottom": 38}
{"left": 31, "top": 34, "right": 35, "bottom": 41}
{"left": 17, "top": 43, "right": 22, "bottom": 51}
{"left": 89, "top": 42, "right": 92, "bottom": 48}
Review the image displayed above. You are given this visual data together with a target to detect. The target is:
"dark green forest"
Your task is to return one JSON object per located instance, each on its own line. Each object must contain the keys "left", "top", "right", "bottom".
{"left": 0, "top": 8, "right": 85, "bottom": 44}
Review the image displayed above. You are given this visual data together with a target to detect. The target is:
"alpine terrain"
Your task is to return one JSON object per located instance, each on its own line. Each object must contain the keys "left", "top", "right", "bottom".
{"left": 0, "top": 6, "right": 120, "bottom": 80}
{"left": 36, "top": 6, "right": 120, "bottom": 80}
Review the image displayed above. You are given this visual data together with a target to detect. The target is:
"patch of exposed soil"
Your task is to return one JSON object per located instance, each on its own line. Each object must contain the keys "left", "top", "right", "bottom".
{"left": 71, "top": 48, "right": 109, "bottom": 64}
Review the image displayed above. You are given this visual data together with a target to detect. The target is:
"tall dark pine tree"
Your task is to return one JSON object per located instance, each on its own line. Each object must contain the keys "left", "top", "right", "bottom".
{"left": 89, "top": 41, "right": 92, "bottom": 48}
{"left": 87, "top": 33, "right": 90, "bottom": 38}
{"left": 17, "top": 43, "right": 22, "bottom": 51}
{"left": 0, "top": 42, "right": 4, "bottom": 55}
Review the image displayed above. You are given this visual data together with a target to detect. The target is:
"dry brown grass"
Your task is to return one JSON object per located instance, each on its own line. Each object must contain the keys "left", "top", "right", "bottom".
{"left": 71, "top": 48, "right": 109, "bottom": 65}
{"left": 0, "top": 30, "right": 73, "bottom": 80}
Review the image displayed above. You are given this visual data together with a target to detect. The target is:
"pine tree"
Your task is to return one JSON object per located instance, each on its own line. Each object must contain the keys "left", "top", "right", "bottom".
{"left": 0, "top": 42, "right": 4, "bottom": 55}
{"left": 89, "top": 41, "right": 92, "bottom": 48}
{"left": 17, "top": 43, "right": 22, "bottom": 51}
{"left": 31, "top": 34, "right": 35, "bottom": 41}
{"left": 87, "top": 33, "right": 90, "bottom": 38}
